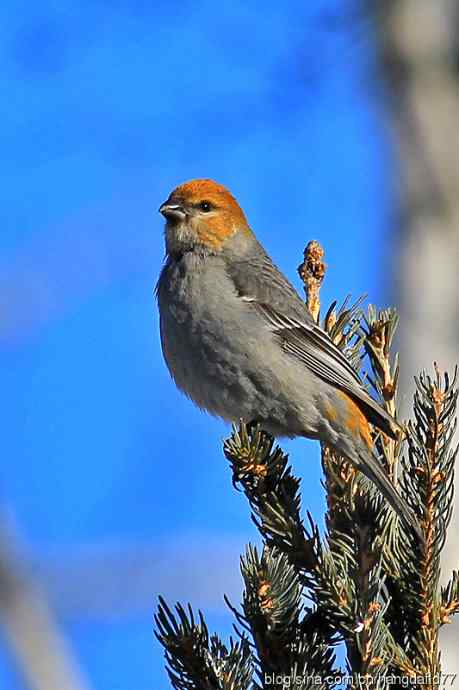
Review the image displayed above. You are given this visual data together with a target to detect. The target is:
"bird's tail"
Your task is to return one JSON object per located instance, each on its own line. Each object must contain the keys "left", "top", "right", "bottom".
{"left": 356, "top": 451, "right": 424, "bottom": 545}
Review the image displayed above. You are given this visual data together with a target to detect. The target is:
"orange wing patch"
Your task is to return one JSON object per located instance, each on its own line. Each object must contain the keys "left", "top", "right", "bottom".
{"left": 324, "top": 402, "right": 338, "bottom": 423}
{"left": 336, "top": 391, "right": 373, "bottom": 449}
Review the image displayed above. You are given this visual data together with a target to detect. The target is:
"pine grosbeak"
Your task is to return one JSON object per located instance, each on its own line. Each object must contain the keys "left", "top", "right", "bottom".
{"left": 156, "top": 179, "right": 421, "bottom": 541}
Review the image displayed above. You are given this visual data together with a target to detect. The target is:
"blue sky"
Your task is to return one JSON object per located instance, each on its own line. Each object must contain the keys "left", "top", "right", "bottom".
{"left": 0, "top": 1, "right": 396, "bottom": 688}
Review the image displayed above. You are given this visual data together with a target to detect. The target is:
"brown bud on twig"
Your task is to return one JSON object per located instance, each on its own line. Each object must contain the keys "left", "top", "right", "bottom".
{"left": 298, "top": 240, "right": 326, "bottom": 323}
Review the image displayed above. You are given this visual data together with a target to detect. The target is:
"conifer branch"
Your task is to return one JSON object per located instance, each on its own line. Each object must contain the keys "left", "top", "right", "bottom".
{"left": 363, "top": 307, "right": 403, "bottom": 480}
{"left": 440, "top": 571, "right": 459, "bottom": 624}
{"left": 155, "top": 596, "right": 253, "bottom": 690}
{"left": 300, "top": 243, "right": 397, "bottom": 679}
{"left": 362, "top": 307, "right": 410, "bottom": 574}
{"left": 399, "top": 367, "right": 458, "bottom": 679}
{"left": 155, "top": 240, "right": 459, "bottom": 690}
{"left": 224, "top": 424, "right": 316, "bottom": 574}
{"left": 233, "top": 544, "right": 335, "bottom": 689}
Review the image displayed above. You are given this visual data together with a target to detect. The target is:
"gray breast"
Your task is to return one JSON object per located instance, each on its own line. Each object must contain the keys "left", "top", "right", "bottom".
{"left": 156, "top": 252, "right": 319, "bottom": 436}
{"left": 157, "top": 252, "right": 255, "bottom": 416}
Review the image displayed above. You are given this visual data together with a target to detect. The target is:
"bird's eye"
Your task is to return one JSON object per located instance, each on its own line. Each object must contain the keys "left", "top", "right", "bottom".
{"left": 199, "top": 201, "right": 212, "bottom": 212}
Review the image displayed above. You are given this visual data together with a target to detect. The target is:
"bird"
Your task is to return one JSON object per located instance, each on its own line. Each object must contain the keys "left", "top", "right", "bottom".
{"left": 156, "top": 178, "right": 422, "bottom": 543}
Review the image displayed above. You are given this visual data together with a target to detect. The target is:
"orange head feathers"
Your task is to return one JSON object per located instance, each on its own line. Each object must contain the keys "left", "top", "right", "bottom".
{"left": 159, "top": 179, "right": 251, "bottom": 255}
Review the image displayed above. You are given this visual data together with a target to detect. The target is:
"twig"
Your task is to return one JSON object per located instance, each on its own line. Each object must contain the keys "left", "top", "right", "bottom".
{"left": 298, "top": 240, "right": 326, "bottom": 324}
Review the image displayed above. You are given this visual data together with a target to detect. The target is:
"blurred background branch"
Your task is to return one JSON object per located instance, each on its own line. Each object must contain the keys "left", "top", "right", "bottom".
{"left": 372, "top": 0, "right": 459, "bottom": 676}
{"left": 0, "top": 523, "right": 92, "bottom": 690}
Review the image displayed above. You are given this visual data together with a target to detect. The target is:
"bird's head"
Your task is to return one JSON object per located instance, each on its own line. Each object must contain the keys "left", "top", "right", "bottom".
{"left": 159, "top": 179, "right": 251, "bottom": 257}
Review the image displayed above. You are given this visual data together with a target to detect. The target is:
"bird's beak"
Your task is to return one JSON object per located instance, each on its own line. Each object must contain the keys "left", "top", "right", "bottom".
{"left": 159, "top": 202, "right": 186, "bottom": 221}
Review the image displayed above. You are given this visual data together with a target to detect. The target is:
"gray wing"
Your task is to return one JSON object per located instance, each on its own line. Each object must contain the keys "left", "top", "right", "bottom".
{"left": 253, "top": 301, "right": 363, "bottom": 389}
{"left": 251, "top": 301, "right": 400, "bottom": 439}
{"left": 226, "top": 246, "right": 400, "bottom": 438}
